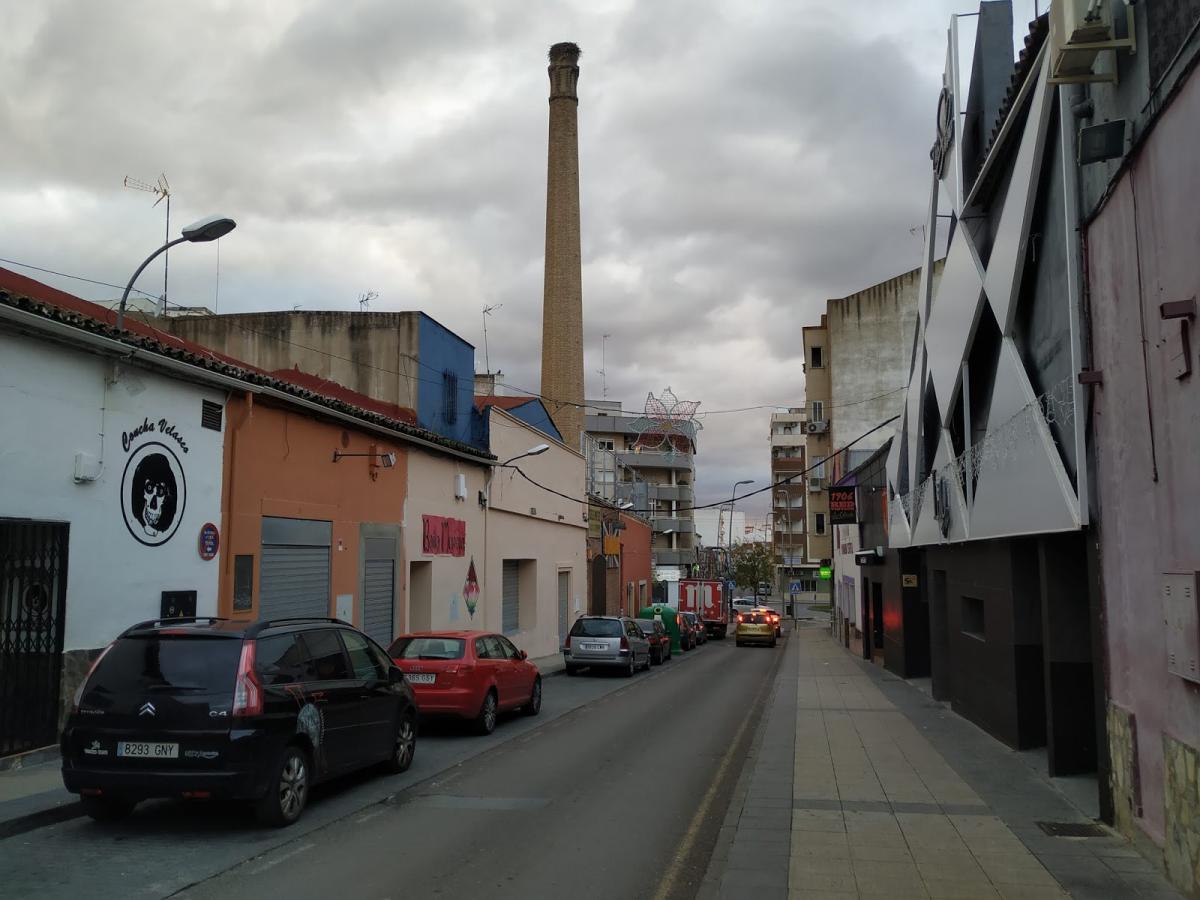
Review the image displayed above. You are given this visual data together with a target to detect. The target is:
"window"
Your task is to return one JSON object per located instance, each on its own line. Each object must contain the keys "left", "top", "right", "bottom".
{"left": 502, "top": 560, "right": 520, "bottom": 634}
{"left": 84, "top": 636, "right": 241, "bottom": 699}
{"left": 815, "top": 513, "right": 826, "bottom": 535}
{"left": 255, "top": 634, "right": 309, "bottom": 685}
{"left": 810, "top": 345, "right": 823, "bottom": 368}
{"left": 482, "top": 635, "right": 506, "bottom": 660}
{"left": 596, "top": 439, "right": 614, "bottom": 451}
{"left": 389, "top": 636, "right": 465, "bottom": 660}
{"left": 811, "top": 401, "right": 824, "bottom": 422}
{"left": 341, "top": 630, "right": 385, "bottom": 681}
{"left": 570, "top": 618, "right": 623, "bottom": 637}
{"left": 442, "top": 371, "right": 458, "bottom": 425}
{"left": 497, "top": 636, "right": 521, "bottom": 659}
{"left": 474, "top": 637, "right": 492, "bottom": 659}
{"left": 233, "top": 555, "right": 254, "bottom": 611}
{"left": 639, "top": 581, "right": 648, "bottom": 604}
{"left": 301, "top": 629, "right": 350, "bottom": 680}
{"left": 962, "top": 596, "right": 985, "bottom": 641}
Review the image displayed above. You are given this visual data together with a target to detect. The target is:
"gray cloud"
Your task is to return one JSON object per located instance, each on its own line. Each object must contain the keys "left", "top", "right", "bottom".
{"left": 0, "top": 0, "right": 1004, "bottom": 516}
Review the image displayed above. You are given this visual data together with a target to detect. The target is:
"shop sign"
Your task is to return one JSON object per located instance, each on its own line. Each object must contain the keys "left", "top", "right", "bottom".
{"left": 828, "top": 487, "right": 858, "bottom": 525}
{"left": 902, "top": 574, "right": 919, "bottom": 588}
{"left": 120, "top": 414, "right": 190, "bottom": 548}
{"left": 422, "top": 515, "right": 466, "bottom": 556}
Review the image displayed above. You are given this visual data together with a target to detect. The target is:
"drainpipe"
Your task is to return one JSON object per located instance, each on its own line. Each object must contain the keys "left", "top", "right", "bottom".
{"left": 221, "top": 391, "right": 254, "bottom": 618}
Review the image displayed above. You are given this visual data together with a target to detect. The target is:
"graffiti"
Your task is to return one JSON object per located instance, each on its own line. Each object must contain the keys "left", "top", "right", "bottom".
{"left": 422, "top": 515, "right": 466, "bottom": 556}
{"left": 121, "top": 441, "right": 186, "bottom": 547}
{"left": 463, "top": 559, "right": 480, "bottom": 618}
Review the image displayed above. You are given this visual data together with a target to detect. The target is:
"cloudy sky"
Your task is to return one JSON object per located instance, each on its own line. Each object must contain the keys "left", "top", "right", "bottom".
{"left": 0, "top": 0, "right": 1032, "bottom": 514}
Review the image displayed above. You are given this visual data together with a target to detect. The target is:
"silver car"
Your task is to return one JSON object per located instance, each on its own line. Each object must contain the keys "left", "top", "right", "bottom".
{"left": 563, "top": 616, "right": 651, "bottom": 677}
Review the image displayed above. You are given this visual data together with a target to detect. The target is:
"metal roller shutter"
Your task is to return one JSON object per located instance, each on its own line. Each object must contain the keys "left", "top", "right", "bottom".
{"left": 362, "top": 558, "right": 395, "bottom": 647}
{"left": 502, "top": 561, "right": 520, "bottom": 634}
{"left": 259, "top": 545, "right": 330, "bottom": 622}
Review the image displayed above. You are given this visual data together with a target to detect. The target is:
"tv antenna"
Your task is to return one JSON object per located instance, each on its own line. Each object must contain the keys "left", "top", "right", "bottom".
{"left": 482, "top": 303, "right": 502, "bottom": 374}
{"left": 598, "top": 333, "right": 612, "bottom": 399}
{"left": 123, "top": 174, "right": 172, "bottom": 305}
{"left": 358, "top": 290, "right": 378, "bottom": 312}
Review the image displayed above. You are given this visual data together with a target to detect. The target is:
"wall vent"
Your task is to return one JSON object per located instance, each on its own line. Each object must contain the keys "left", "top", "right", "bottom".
{"left": 201, "top": 400, "right": 223, "bottom": 432}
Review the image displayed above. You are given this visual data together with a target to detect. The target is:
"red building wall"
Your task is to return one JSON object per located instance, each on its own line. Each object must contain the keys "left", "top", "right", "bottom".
{"left": 619, "top": 512, "right": 652, "bottom": 614}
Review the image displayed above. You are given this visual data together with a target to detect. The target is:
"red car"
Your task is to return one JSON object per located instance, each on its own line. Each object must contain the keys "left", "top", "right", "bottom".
{"left": 388, "top": 631, "right": 541, "bottom": 735}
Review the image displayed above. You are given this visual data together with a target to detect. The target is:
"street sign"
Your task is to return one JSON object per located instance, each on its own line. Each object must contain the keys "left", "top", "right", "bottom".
{"left": 818, "top": 566, "right": 832, "bottom": 581}
{"left": 789, "top": 581, "right": 803, "bottom": 593}
{"left": 198, "top": 523, "right": 219, "bottom": 561}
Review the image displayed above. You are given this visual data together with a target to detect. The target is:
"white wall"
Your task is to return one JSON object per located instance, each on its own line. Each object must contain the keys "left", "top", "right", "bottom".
{"left": 832, "top": 523, "right": 861, "bottom": 629}
{"left": 0, "top": 334, "right": 226, "bottom": 650}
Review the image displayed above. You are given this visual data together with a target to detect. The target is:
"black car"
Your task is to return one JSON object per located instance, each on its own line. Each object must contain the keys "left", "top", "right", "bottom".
{"left": 634, "top": 619, "right": 672, "bottom": 665}
{"left": 61, "top": 616, "right": 418, "bottom": 827}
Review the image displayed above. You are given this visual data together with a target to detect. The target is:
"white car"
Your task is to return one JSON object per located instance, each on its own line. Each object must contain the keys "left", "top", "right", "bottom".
{"left": 730, "top": 597, "right": 757, "bottom": 619}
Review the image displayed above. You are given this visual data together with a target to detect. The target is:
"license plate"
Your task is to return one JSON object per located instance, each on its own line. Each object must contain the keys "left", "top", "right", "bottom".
{"left": 406, "top": 673, "right": 436, "bottom": 684}
{"left": 117, "top": 741, "right": 179, "bottom": 759}
{"left": 581, "top": 643, "right": 606, "bottom": 651}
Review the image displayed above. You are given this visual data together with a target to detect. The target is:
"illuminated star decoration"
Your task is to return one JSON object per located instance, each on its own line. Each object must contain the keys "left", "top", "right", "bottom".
{"left": 629, "top": 387, "right": 702, "bottom": 457}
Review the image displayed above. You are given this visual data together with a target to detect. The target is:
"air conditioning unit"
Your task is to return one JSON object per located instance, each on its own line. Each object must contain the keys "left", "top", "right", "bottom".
{"left": 805, "top": 421, "right": 828, "bottom": 434}
{"left": 807, "top": 477, "right": 823, "bottom": 492}
{"left": 1049, "top": 0, "right": 1136, "bottom": 84}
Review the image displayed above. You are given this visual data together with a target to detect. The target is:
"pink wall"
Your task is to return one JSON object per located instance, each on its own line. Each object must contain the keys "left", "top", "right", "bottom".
{"left": 1086, "top": 68, "right": 1200, "bottom": 843}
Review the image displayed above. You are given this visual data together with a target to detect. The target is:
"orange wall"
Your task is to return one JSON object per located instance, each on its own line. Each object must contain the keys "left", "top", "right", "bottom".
{"left": 220, "top": 395, "right": 408, "bottom": 623}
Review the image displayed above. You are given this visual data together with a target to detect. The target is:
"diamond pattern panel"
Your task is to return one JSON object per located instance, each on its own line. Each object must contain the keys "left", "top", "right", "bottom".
{"left": 924, "top": 226, "right": 986, "bottom": 423}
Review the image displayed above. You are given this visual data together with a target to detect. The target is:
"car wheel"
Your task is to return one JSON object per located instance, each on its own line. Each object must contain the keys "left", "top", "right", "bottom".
{"left": 383, "top": 709, "right": 417, "bottom": 773}
{"left": 522, "top": 677, "right": 542, "bottom": 716}
{"left": 81, "top": 795, "right": 136, "bottom": 822}
{"left": 770, "top": 637, "right": 777, "bottom": 648}
{"left": 255, "top": 745, "right": 309, "bottom": 827}
{"left": 624, "top": 655, "right": 635, "bottom": 677}
{"left": 475, "top": 690, "right": 499, "bottom": 735}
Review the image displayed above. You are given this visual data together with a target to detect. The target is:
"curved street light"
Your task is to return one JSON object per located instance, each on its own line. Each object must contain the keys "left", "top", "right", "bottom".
{"left": 727, "top": 479, "right": 754, "bottom": 589}
{"left": 501, "top": 443, "right": 550, "bottom": 466}
{"left": 116, "top": 215, "right": 237, "bottom": 331}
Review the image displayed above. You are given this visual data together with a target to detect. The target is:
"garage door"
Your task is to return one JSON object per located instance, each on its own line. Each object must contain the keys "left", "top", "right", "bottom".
{"left": 259, "top": 517, "right": 331, "bottom": 623}
{"left": 502, "top": 560, "right": 519, "bottom": 634}
{"left": 362, "top": 558, "right": 395, "bottom": 646}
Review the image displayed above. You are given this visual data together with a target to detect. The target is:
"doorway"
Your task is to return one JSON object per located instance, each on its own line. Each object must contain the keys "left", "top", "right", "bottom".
{"left": 558, "top": 570, "right": 570, "bottom": 645}
{"left": 871, "top": 582, "right": 884, "bottom": 657}
{"left": 409, "top": 561, "right": 432, "bottom": 632}
{"left": 1, "top": 521, "right": 69, "bottom": 757}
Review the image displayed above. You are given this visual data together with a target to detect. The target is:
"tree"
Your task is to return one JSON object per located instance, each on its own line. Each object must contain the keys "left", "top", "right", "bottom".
{"left": 731, "top": 541, "right": 774, "bottom": 593}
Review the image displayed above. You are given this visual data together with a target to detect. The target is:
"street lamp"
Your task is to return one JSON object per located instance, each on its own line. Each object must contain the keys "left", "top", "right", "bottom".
{"left": 728, "top": 479, "right": 754, "bottom": 593}
{"left": 116, "top": 215, "right": 237, "bottom": 331}
{"left": 501, "top": 443, "right": 550, "bottom": 466}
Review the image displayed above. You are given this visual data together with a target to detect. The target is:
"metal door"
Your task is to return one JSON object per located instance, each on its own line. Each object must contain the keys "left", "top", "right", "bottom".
{"left": 558, "top": 571, "right": 570, "bottom": 644}
{"left": 362, "top": 558, "right": 395, "bottom": 647}
{"left": 260, "top": 546, "right": 330, "bottom": 621}
{"left": 1, "top": 521, "right": 69, "bottom": 757}
{"left": 502, "top": 561, "right": 519, "bottom": 634}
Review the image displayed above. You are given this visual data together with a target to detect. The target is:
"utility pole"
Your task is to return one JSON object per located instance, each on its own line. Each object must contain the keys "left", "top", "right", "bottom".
{"left": 598, "top": 332, "right": 611, "bottom": 399}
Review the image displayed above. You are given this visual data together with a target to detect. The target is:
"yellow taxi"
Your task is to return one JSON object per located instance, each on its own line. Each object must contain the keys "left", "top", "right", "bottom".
{"left": 734, "top": 609, "right": 777, "bottom": 648}
{"left": 753, "top": 606, "right": 783, "bottom": 637}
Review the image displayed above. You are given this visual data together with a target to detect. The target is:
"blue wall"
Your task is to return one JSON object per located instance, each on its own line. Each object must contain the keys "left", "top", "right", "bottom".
{"left": 416, "top": 314, "right": 478, "bottom": 447}
{"left": 504, "top": 401, "right": 562, "bottom": 444}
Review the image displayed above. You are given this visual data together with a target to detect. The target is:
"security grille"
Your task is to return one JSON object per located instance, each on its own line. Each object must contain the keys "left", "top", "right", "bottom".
{"left": 362, "top": 558, "right": 395, "bottom": 647}
{"left": 259, "top": 546, "right": 330, "bottom": 622}
{"left": 502, "top": 561, "right": 520, "bottom": 634}
{"left": 0, "top": 521, "right": 68, "bottom": 757}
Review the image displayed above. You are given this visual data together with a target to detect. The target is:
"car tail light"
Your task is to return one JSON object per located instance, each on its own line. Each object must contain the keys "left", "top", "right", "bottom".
{"left": 736, "top": 614, "right": 744, "bottom": 623}
{"left": 620, "top": 635, "right": 629, "bottom": 651}
{"left": 232, "top": 642, "right": 262, "bottom": 718}
{"left": 72, "top": 641, "right": 115, "bottom": 713}
{"left": 564, "top": 635, "right": 571, "bottom": 650}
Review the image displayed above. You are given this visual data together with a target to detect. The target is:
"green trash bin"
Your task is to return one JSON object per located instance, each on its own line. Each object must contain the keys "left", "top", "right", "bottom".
{"left": 639, "top": 605, "right": 684, "bottom": 654}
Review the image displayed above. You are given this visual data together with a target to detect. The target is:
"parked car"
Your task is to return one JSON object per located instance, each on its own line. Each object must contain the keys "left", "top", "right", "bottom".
{"left": 735, "top": 611, "right": 777, "bottom": 648}
{"left": 563, "top": 616, "right": 651, "bottom": 676}
{"left": 61, "top": 616, "right": 418, "bottom": 828}
{"left": 753, "top": 606, "right": 783, "bottom": 637}
{"left": 387, "top": 631, "right": 541, "bottom": 736}
{"left": 730, "top": 597, "right": 757, "bottom": 620}
{"left": 681, "top": 611, "right": 706, "bottom": 646}
{"left": 635, "top": 619, "right": 671, "bottom": 665}
{"left": 677, "top": 613, "right": 696, "bottom": 651}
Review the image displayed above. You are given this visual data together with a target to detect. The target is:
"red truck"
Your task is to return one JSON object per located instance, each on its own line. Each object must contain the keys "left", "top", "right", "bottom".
{"left": 677, "top": 579, "right": 728, "bottom": 639}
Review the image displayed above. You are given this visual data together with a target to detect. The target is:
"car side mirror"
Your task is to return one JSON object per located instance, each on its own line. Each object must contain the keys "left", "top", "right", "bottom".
{"left": 388, "top": 667, "right": 404, "bottom": 685}
{"left": 518, "top": 650, "right": 528, "bottom": 660}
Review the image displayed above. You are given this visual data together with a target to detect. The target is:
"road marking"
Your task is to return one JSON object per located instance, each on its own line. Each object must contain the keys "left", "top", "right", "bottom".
{"left": 355, "top": 808, "right": 386, "bottom": 823}
{"left": 249, "top": 842, "right": 314, "bottom": 875}
{"left": 650, "top": 681, "right": 760, "bottom": 900}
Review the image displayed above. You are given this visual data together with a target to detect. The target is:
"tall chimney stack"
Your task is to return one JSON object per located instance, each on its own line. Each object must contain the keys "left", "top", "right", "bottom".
{"left": 540, "top": 42, "right": 584, "bottom": 450}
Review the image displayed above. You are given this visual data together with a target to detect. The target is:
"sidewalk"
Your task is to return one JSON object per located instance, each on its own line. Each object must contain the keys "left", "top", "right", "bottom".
{"left": 706, "top": 623, "right": 1182, "bottom": 900}
{"left": 0, "top": 756, "right": 79, "bottom": 839}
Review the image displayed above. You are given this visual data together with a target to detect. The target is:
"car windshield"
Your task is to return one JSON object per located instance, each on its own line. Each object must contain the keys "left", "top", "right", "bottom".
{"left": 84, "top": 635, "right": 242, "bottom": 697}
{"left": 570, "top": 618, "right": 622, "bottom": 638}
{"left": 388, "top": 636, "right": 466, "bottom": 660}
{"left": 635, "top": 622, "right": 657, "bottom": 635}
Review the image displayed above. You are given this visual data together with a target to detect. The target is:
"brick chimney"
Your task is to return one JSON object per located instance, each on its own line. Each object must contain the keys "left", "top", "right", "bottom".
{"left": 540, "top": 42, "right": 584, "bottom": 450}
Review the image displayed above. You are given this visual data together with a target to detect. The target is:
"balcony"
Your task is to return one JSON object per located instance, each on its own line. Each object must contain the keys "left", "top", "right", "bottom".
{"left": 652, "top": 484, "right": 694, "bottom": 502}
{"left": 653, "top": 548, "right": 697, "bottom": 566}
{"left": 771, "top": 433, "right": 805, "bottom": 448}
{"left": 616, "top": 450, "right": 694, "bottom": 471}
{"left": 651, "top": 517, "right": 694, "bottom": 534}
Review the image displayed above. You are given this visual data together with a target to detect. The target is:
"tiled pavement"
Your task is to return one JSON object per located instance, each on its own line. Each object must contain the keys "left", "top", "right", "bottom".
{"left": 702, "top": 623, "right": 1182, "bottom": 900}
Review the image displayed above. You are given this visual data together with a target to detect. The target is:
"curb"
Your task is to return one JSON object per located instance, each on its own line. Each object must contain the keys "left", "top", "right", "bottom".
{"left": 0, "top": 745, "right": 60, "bottom": 773}
{"left": 0, "top": 795, "right": 83, "bottom": 840}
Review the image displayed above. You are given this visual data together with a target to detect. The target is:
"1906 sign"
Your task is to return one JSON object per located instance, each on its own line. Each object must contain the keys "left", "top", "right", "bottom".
{"left": 828, "top": 487, "right": 858, "bottom": 525}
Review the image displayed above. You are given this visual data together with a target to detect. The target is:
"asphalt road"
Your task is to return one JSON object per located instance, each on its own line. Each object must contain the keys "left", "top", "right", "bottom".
{"left": 0, "top": 634, "right": 783, "bottom": 900}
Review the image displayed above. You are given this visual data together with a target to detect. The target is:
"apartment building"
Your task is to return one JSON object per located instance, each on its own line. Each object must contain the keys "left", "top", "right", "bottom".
{"left": 583, "top": 401, "right": 698, "bottom": 582}
{"left": 769, "top": 409, "right": 815, "bottom": 608}
{"left": 801, "top": 319, "right": 832, "bottom": 606}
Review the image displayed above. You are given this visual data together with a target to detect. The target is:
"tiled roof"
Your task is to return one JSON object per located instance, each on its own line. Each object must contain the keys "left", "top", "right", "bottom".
{"left": 0, "top": 266, "right": 492, "bottom": 461}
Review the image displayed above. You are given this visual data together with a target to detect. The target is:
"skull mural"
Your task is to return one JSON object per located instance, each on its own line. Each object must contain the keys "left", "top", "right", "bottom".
{"left": 121, "top": 441, "right": 186, "bottom": 546}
